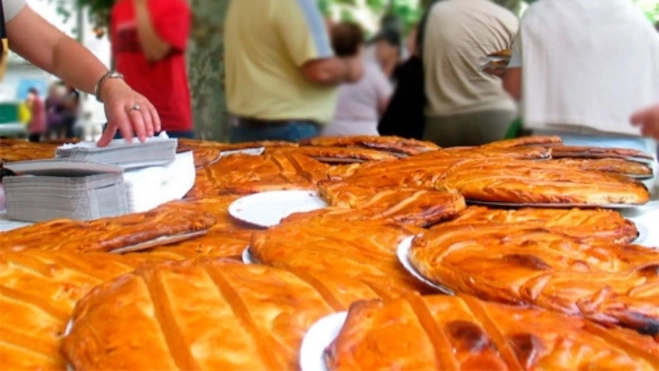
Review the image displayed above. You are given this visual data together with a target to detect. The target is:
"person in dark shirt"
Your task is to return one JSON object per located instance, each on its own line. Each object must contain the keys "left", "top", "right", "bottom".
{"left": 378, "top": 17, "right": 428, "bottom": 140}
{"left": 371, "top": 28, "right": 403, "bottom": 83}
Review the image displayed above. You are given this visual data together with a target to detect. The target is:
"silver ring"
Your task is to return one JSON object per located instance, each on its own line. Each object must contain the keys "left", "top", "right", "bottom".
{"left": 132, "top": 104, "right": 141, "bottom": 111}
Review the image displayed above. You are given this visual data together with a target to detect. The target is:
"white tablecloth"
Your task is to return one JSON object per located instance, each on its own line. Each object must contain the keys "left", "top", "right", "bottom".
{"left": 0, "top": 211, "right": 31, "bottom": 232}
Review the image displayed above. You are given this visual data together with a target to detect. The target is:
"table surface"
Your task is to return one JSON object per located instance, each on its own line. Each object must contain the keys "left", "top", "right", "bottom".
{"left": 1, "top": 189, "right": 657, "bottom": 247}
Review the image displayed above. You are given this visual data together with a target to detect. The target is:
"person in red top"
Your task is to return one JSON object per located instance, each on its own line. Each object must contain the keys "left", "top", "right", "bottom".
{"left": 26, "top": 87, "right": 46, "bottom": 142}
{"left": 111, "top": 0, "right": 193, "bottom": 138}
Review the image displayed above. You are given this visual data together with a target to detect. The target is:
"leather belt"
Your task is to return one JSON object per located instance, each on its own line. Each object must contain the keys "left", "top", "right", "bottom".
{"left": 236, "top": 117, "right": 317, "bottom": 128}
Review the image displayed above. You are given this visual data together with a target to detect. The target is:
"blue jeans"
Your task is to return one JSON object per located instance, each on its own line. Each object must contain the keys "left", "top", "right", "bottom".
{"left": 229, "top": 121, "right": 321, "bottom": 143}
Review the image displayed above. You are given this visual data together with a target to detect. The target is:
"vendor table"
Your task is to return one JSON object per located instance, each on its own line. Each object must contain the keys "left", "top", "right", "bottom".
{"left": 0, "top": 184, "right": 658, "bottom": 247}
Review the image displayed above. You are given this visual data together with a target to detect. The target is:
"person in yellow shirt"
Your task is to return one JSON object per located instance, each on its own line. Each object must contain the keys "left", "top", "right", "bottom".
{"left": 224, "top": 0, "right": 363, "bottom": 143}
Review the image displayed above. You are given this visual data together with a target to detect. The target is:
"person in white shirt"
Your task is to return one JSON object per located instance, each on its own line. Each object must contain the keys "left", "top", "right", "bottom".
{"left": 423, "top": 0, "right": 519, "bottom": 147}
{"left": 503, "top": 0, "right": 659, "bottom": 167}
{"left": 323, "top": 22, "right": 392, "bottom": 137}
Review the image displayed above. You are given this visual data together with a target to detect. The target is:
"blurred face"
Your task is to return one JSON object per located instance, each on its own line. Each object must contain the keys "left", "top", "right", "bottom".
{"left": 374, "top": 40, "right": 399, "bottom": 64}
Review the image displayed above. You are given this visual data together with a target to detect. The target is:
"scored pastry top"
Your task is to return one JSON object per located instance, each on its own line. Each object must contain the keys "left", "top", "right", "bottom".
{"left": 61, "top": 259, "right": 380, "bottom": 370}
{"left": 441, "top": 159, "right": 650, "bottom": 205}
{"left": 409, "top": 223, "right": 659, "bottom": 333}
{"left": 441, "top": 206, "right": 638, "bottom": 244}
{"left": 251, "top": 217, "right": 429, "bottom": 296}
{"left": 326, "top": 295, "right": 659, "bottom": 370}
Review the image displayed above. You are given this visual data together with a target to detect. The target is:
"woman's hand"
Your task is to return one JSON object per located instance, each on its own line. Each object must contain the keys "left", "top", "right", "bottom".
{"left": 631, "top": 105, "right": 659, "bottom": 140}
{"left": 97, "top": 79, "right": 161, "bottom": 147}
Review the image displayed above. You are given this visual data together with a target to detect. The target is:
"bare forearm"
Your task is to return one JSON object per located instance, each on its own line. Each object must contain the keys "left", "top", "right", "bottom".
{"left": 134, "top": 3, "right": 169, "bottom": 61}
{"left": 51, "top": 36, "right": 107, "bottom": 94}
{"left": 312, "top": 58, "right": 351, "bottom": 85}
{"left": 302, "top": 57, "right": 361, "bottom": 86}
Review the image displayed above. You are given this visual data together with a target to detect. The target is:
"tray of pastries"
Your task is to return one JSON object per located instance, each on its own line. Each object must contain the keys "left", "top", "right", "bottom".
{"left": 322, "top": 295, "right": 659, "bottom": 369}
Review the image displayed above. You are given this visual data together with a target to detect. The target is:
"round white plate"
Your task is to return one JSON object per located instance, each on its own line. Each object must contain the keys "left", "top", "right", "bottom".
{"left": 396, "top": 236, "right": 454, "bottom": 295}
{"left": 229, "top": 190, "right": 328, "bottom": 228}
{"left": 300, "top": 312, "right": 347, "bottom": 371}
{"left": 636, "top": 224, "right": 649, "bottom": 245}
{"left": 241, "top": 246, "right": 258, "bottom": 264}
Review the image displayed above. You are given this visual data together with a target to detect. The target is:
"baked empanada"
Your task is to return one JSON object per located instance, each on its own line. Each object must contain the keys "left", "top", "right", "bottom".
{"left": 441, "top": 159, "right": 650, "bottom": 205}
{"left": 549, "top": 145, "right": 654, "bottom": 161}
{"left": 268, "top": 146, "right": 398, "bottom": 163}
{"left": 552, "top": 158, "right": 653, "bottom": 177}
{"left": 188, "top": 152, "right": 329, "bottom": 197}
{"left": 410, "top": 224, "right": 659, "bottom": 333}
{"left": 251, "top": 217, "right": 430, "bottom": 296}
{"left": 301, "top": 135, "right": 439, "bottom": 156}
{"left": 62, "top": 259, "right": 379, "bottom": 370}
{"left": 317, "top": 181, "right": 466, "bottom": 227}
{"left": 0, "top": 250, "right": 168, "bottom": 369}
{"left": 442, "top": 206, "right": 638, "bottom": 244}
{"left": 482, "top": 136, "right": 563, "bottom": 149}
{"left": 327, "top": 295, "right": 659, "bottom": 370}
{"left": 0, "top": 201, "right": 216, "bottom": 253}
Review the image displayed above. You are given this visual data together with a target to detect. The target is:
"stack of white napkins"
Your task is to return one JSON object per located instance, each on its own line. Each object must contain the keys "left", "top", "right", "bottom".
{"left": 3, "top": 161, "right": 128, "bottom": 222}
{"left": 122, "top": 151, "right": 195, "bottom": 213}
{"left": 56, "top": 134, "right": 177, "bottom": 168}
{"left": 3, "top": 135, "right": 194, "bottom": 223}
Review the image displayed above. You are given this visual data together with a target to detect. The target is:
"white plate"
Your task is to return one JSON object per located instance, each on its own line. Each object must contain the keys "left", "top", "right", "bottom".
{"left": 241, "top": 246, "right": 258, "bottom": 264}
{"left": 635, "top": 224, "right": 649, "bottom": 245}
{"left": 397, "top": 236, "right": 454, "bottom": 295}
{"left": 229, "top": 190, "right": 328, "bottom": 228}
{"left": 300, "top": 312, "right": 347, "bottom": 371}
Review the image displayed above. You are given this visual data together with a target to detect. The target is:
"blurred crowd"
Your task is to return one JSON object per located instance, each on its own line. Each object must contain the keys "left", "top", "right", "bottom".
{"left": 25, "top": 82, "right": 81, "bottom": 143}
{"left": 16, "top": 0, "right": 659, "bottom": 150}
{"left": 220, "top": 0, "right": 659, "bottom": 152}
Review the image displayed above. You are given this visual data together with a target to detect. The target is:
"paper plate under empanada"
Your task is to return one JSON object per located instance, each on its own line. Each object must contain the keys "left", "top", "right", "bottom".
{"left": 241, "top": 246, "right": 260, "bottom": 264}
{"left": 397, "top": 236, "right": 454, "bottom": 295}
{"left": 229, "top": 190, "right": 328, "bottom": 228}
{"left": 300, "top": 312, "right": 347, "bottom": 371}
{"left": 635, "top": 224, "right": 649, "bottom": 245}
